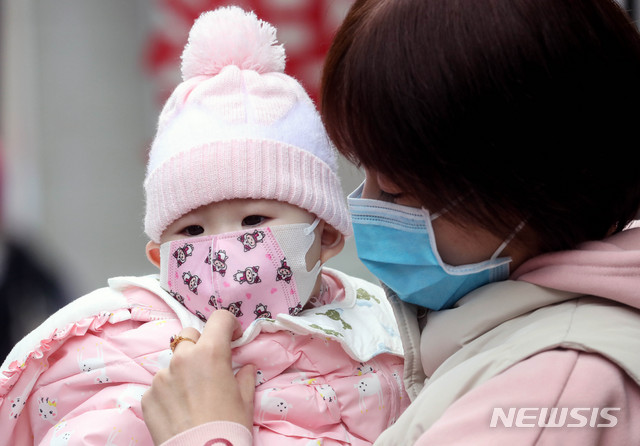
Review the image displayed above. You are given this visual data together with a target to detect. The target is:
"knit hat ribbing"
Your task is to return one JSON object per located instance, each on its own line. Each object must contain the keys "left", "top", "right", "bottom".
{"left": 143, "top": 6, "right": 351, "bottom": 242}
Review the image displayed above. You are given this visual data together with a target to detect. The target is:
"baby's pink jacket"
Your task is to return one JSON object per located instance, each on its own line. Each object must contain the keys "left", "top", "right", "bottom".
{"left": 0, "top": 268, "right": 408, "bottom": 445}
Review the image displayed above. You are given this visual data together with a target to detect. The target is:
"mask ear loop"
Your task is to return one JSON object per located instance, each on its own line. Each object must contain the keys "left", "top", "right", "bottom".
{"left": 307, "top": 218, "right": 343, "bottom": 250}
{"left": 303, "top": 217, "right": 321, "bottom": 236}
{"left": 285, "top": 217, "right": 322, "bottom": 307}
{"left": 427, "top": 195, "right": 468, "bottom": 221}
{"left": 490, "top": 220, "right": 527, "bottom": 260}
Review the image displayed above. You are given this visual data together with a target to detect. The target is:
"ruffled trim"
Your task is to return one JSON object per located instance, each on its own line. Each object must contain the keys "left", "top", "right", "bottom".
{"left": 0, "top": 308, "right": 130, "bottom": 396}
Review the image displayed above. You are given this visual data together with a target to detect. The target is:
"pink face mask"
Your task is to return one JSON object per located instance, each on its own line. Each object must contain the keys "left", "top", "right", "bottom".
{"left": 159, "top": 219, "right": 322, "bottom": 330}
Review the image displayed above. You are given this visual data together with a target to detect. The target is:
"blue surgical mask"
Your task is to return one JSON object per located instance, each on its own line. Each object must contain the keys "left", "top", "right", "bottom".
{"left": 348, "top": 182, "right": 516, "bottom": 310}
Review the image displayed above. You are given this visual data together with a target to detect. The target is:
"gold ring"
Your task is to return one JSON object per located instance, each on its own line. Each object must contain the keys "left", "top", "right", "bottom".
{"left": 169, "top": 335, "right": 196, "bottom": 352}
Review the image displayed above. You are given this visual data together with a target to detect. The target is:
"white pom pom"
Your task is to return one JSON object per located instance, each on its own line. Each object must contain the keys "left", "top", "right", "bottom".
{"left": 181, "top": 6, "right": 285, "bottom": 80}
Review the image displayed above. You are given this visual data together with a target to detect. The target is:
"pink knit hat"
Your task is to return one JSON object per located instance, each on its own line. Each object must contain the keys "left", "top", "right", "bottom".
{"left": 144, "top": 6, "right": 351, "bottom": 242}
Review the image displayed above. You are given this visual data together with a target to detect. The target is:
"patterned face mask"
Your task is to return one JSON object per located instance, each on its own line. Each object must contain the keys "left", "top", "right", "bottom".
{"left": 159, "top": 219, "right": 322, "bottom": 329}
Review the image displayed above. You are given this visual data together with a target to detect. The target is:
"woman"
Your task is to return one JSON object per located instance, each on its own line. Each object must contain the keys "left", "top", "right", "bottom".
{"left": 142, "top": 0, "right": 640, "bottom": 444}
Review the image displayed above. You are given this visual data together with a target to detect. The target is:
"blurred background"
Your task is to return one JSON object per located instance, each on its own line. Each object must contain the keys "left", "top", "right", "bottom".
{"left": 0, "top": 0, "right": 637, "bottom": 359}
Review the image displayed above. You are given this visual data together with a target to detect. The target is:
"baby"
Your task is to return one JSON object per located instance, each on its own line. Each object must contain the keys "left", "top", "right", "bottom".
{"left": 0, "top": 7, "right": 408, "bottom": 446}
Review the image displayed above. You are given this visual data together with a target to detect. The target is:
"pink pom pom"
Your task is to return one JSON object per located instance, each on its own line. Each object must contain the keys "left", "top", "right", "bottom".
{"left": 181, "top": 6, "right": 286, "bottom": 80}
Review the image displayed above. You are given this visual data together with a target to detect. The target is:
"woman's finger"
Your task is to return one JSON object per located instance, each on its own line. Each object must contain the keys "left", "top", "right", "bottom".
{"left": 179, "top": 326, "right": 202, "bottom": 342}
{"left": 198, "top": 309, "right": 243, "bottom": 351}
{"left": 143, "top": 310, "right": 256, "bottom": 442}
{"left": 235, "top": 363, "right": 257, "bottom": 407}
{"left": 169, "top": 326, "right": 200, "bottom": 353}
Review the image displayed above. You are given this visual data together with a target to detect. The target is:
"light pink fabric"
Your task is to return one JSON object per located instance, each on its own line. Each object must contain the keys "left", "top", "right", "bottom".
{"left": 1, "top": 286, "right": 175, "bottom": 446}
{"left": 408, "top": 227, "right": 640, "bottom": 444}
{"left": 0, "top": 272, "right": 408, "bottom": 445}
{"left": 415, "top": 350, "right": 640, "bottom": 445}
{"left": 159, "top": 422, "right": 252, "bottom": 446}
{"left": 512, "top": 227, "right": 640, "bottom": 307}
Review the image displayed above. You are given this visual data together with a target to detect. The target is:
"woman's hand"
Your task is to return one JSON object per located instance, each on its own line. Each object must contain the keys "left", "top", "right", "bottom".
{"left": 142, "top": 310, "right": 256, "bottom": 445}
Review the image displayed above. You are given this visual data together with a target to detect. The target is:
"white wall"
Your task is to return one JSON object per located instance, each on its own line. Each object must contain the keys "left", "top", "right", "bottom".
{"left": 3, "top": 0, "right": 164, "bottom": 298}
{"left": 1, "top": 0, "right": 373, "bottom": 300}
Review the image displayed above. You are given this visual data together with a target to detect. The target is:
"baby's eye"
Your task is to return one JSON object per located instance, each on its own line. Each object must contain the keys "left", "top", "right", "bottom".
{"left": 242, "top": 215, "right": 267, "bottom": 227}
{"left": 181, "top": 225, "right": 204, "bottom": 236}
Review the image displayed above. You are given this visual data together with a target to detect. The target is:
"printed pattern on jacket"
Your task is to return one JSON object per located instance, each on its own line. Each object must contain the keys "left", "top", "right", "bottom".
{"left": 0, "top": 270, "right": 408, "bottom": 445}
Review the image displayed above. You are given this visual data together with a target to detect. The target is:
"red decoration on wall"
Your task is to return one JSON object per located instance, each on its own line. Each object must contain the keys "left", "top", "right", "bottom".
{"left": 143, "top": 0, "right": 354, "bottom": 106}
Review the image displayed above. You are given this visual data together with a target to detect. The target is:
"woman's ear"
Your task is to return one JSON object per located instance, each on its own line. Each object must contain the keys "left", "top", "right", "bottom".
{"left": 146, "top": 240, "right": 162, "bottom": 268}
{"left": 376, "top": 172, "right": 403, "bottom": 194}
{"left": 319, "top": 223, "right": 345, "bottom": 263}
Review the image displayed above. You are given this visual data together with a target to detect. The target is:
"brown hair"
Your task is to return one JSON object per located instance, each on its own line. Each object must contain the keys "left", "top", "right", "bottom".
{"left": 321, "top": 0, "right": 640, "bottom": 253}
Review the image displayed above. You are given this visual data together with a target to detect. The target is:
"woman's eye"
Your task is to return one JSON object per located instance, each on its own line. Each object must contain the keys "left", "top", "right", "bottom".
{"left": 242, "top": 215, "right": 267, "bottom": 227}
{"left": 181, "top": 225, "right": 204, "bottom": 236}
{"left": 379, "top": 190, "right": 401, "bottom": 203}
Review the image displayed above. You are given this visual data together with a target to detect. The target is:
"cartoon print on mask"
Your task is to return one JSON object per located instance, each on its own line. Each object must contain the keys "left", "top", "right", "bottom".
{"left": 234, "top": 266, "right": 261, "bottom": 284}
{"left": 223, "top": 301, "right": 243, "bottom": 318}
{"left": 254, "top": 303, "right": 272, "bottom": 319}
{"left": 237, "top": 230, "right": 265, "bottom": 251}
{"left": 172, "top": 243, "right": 194, "bottom": 267}
{"left": 161, "top": 221, "right": 319, "bottom": 331}
{"left": 208, "top": 295, "right": 220, "bottom": 310}
{"left": 195, "top": 310, "right": 207, "bottom": 322}
{"left": 169, "top": 290, "right": 185, "bottom": 305}
{"left": 182, "top": 271, "right": 202, "bottom": 294}
{"left": 276, "top": 258, "right": 293, "bottom": 283}
{"left": 206, "top": 248, "right": 228, "bottom": 276}
{"left": 289, "top": 303, "right": 303, "bottom": 316}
